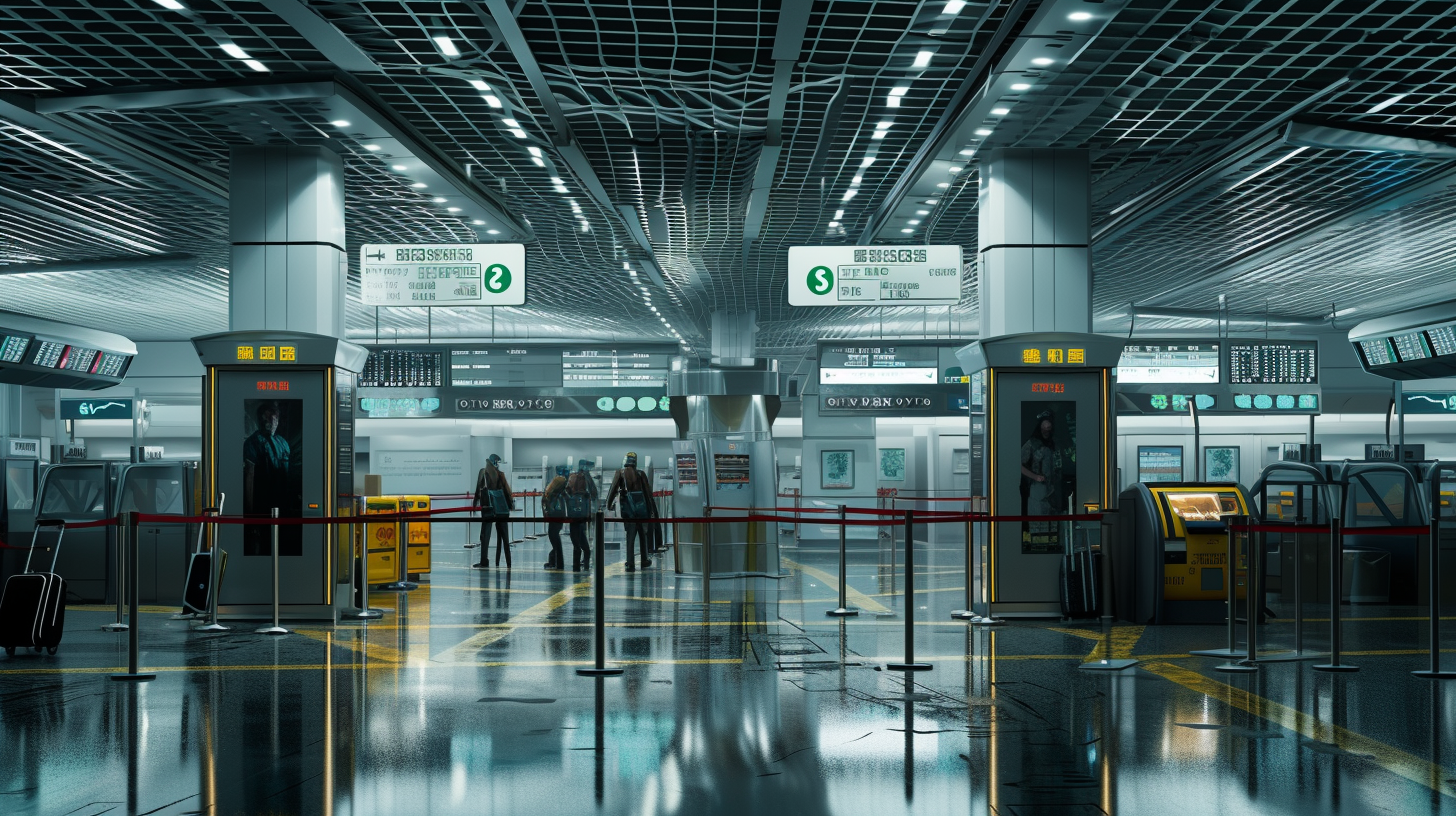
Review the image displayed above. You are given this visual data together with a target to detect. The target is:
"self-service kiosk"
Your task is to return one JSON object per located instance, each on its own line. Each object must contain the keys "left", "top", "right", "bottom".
{"left": 956, "top": 333, "right": 1124, "bottom": 618}
{"left": 1116, "top": 482, "right": 1251, "bottom": 624}
{"left": 193, "top": 331, "right": 366, "bottom": 620}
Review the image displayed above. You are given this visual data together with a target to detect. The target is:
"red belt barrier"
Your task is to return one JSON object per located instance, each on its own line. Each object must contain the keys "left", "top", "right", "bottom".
{"left": 1229, "top": 524, "right": 1332, "bottom": 534}
{"left": 1343, "top": 525, "right": 1429, "bottom": 536}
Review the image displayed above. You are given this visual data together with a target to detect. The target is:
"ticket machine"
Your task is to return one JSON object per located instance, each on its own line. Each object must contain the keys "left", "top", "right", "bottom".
{"left": 1116, "top": 483, "right": 1251, "bottom": 624}
{"left": 956, "top": 333, "right": 1124, "bottom": 618}
{"left": 193, "top": 331, "right": 366, "bottom": 620}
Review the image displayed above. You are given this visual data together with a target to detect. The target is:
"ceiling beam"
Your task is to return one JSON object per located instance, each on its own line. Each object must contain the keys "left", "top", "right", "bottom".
{"left": 744, "top": 0, "right": 812, "bottom": 248}
{"left": 1284, "top": 119, "right": 1456, "bottom": 159}
{"left": 258, "top": 0, "right": 383, "bottom": 74}
{"left": 0, "top": 253, "right": 196, "bottom": 276}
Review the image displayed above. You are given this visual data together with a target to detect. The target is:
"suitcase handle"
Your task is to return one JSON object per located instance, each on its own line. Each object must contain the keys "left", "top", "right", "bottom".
{"left": 35, "top": 519, "right": 65, "bottom": 528}
{"left": 26, "top": 520, "right": 66, "bottom": 575}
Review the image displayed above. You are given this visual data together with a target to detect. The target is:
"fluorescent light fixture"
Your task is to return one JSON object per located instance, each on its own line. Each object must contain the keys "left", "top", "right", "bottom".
{"left": 623, "top": 263, "right": 631, "bottom": 270}
{"left": 220, "top": 43, "right": 250, "bottom": 59}
{"left": 975, "top": 128, "right": 993, "bottom": 136}
{"left": 527, "top": 146, "right": 542, "bottom": 157}
{"left": 908, "top": 219, "right": 921, "bottom": 225}
{"left": 842, "top": 189, "right": 857, "bottom": 201}
{"left": 433, "top": 197, "right": 447, "bottom": 203}
{"left": 432, "top": 35, "right": 460, "bottom": 58}
{"left": 861, "top": 156, "right": 876, "bottom": 166}
{"left": 943, "top": 0, "right": 967, "bottom": 14}
{"left": 936, "top": 182, "right": 950, "bottom": 188}
{"left": 509, "top": 129, "right": 528, "bottom": 139}
{"left": 852, "top": 175, "right": 863, "bottom": 183}
{"left": 532, "top": 157, "right": 544, "bottom": 166}
{"left": 328, "top": 119, "right": 349, "bottom": 127}
{"left": 1367, "top": 93, "right": 1407, "bottom": 114}
{"left": 1031, "top": 57, "right": 1054, "bottom": 66}
{"left": 483, "top": 95, "right": 502, "bottom": 108}
{"left": 887, "top": 96, "right": 901, "bottom": 108}
{"left": 553, "top": 185, "right": 568, "bottom": 193}
{"left": 1229, "top": 146, "right": 1308, "bottom": 190}
{"left": 447, "top": 207, "right": 461, "bottom": 212}
{"left": 1068, "top": 11, "right": 1093, "bottom": 21}
{"left": 901, "top": 228, "right": 914, "bottom": 233}
{"left": 487, "top": 229, "right": 501, "bottom": 235}
{"left": 411, "top": 182, "right": 427, "bottom": 188}
{"left": 834, "top": 209, "right": 844, "bottom": 219}
{"left": 949, "top": 166, "right": 962, "bottom": 173}
{"left": 502, "top": 118, "right": 520, "bottom": 127}
{"left": 364, "top": 144, "right": 381, "bottom": 151}
{"left": 876, "top": 120, "right": 893, "bottom": 129}
{"left": 916, "top": 209, "right": 929, "bottom": 215}
{"left": 581, "top": 224, "right": 590, "bottom": 232}
{"left": 924, "top": 198, "right": 939, "bottom": 204}
{"left": 890, "top": 87, "right": 909, "bottom": 96}
{"left": 549, "top": 177, "right": 562, "bottom": 184}
{"left": 629, "top": 270, "right": 637, "bottom": 277}
{"left": 991, "top": 107, "right": 1010, "bottom": 115}
{"left": 959, "top": 148, "right": 976, "bottom": 156}
{"left": 1011, "top": 83, "right": 1032, "bottom": 91}
{"left": 1334, "top": 306, "right": 1359, "bottom": 317}
{"left": 871, "top": 130, "right": 888, "bottom": 139}
{"left": 473, "top": 220, "right": 485, "bottom": 225}
{"left": 153, "top": 0, "right": 186, "bottom": 8}
{"left": 914, "top": 51, "right": 933, "bottom": 68}
{"left": 469, "top": 79, "right": 491, "bottom": 91}
{"left": 828, "top": 221, "right": 841, "bottom": 227}
{"left": 391, "top": 164, "right": 407, "bottom": 171}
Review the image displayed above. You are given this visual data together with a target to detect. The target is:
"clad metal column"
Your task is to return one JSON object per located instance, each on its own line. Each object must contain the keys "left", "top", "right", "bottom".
{"left": 229, "top": 146, "right": 347, "bottom": 337}
{"left": 978, "top": 149, "right": 1091, "bottom": 337}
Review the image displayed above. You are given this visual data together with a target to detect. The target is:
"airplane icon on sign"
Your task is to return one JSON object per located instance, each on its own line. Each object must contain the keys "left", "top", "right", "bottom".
{"left": 367, "top": 250, "right": 386, "bottom": 261}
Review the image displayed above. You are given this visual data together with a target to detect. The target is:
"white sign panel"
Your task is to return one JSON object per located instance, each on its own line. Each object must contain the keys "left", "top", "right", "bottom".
{"left": 787, "top": 245, "right": 963, "bottom": 307}
{"left": 360, "top": 244, "right": 526, "bottom": 307}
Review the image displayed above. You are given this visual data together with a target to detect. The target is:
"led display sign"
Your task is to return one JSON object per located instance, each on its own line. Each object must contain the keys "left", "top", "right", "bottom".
{"left": 1116, "top": 341, "right": 1221, "bottom": 384}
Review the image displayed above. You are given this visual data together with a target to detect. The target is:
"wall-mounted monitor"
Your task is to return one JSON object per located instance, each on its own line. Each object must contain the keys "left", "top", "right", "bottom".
{"left": 817, "top": 342, "right": 973, "bottom": 416}
{"left": 1116, "top": 341, "right": 1220, "bottom": 384}
{"left": 1226, "top": 340, "right": 1317, "bottom": 384}
{"left": 1349, "top": 301, "right": 1456, "bottom": 379}
{"left": 1358, "top": 338, "right": 1396, "bottom": 367}
{"left": 1392, "top": 330, "right": 1432, "bottom": 362}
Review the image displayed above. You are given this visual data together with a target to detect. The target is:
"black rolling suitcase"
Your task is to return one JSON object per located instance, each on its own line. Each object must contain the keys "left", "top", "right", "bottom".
{"left": 1059, "top": 524, "right": 1100, "bottom": 620}
{"left": 181, "top": 506, "right": 224, "bottom": 616}
{"left": 0, "top": 519, "right": 68, "bottom": 657}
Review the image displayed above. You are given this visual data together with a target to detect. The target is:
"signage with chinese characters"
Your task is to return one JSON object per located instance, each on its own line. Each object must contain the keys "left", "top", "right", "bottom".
{"left": 787, "top": 245, "right": 963, "bottom": 306}
{"left": 1020, "top": 347, "right": 1086, "bottom": 365}
{"left": 59, "top": 398, "right": 134, "bottom": 420}
{"left": 236, "top": 345, "right": 297, "bottom": 362}
{"left": 256, "top": 380, "right": 291, "bottom": 392}
{"left": 6, "top": 438, "right": 40, "bottom": 459}
{"left": 360, "top": 243, "right": 527, "bottom": 307}
{"left": 1030, "top": 382, "right": 1066, "bottom": 394}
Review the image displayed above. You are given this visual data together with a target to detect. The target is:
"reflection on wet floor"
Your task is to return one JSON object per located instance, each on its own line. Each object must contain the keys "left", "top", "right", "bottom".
{"left": 4, "top": 539, "right": 1456, "bottom": 815}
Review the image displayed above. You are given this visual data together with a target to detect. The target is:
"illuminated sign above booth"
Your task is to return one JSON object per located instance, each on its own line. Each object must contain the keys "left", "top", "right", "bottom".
{"left": 817, "top": 342, "right": 973, "bottom": 416}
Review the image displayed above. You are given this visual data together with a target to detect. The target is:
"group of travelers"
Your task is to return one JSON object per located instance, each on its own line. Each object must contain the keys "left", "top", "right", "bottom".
{"left": 471, "top": 452, "right": 661, "bottom": 572}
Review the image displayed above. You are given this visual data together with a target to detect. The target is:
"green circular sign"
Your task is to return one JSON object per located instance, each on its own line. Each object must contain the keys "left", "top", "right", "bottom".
{"left": 807, "top": 265, "right": 834, "bottom": 296}
{"left": 485, "top": 263, "right": 512, "bottom": 294}
{"left": 596, "top": 397, "right": 614, "bottom": 411}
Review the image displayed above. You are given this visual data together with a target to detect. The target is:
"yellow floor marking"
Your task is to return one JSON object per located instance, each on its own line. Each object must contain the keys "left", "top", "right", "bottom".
{"left": 783, "top": 558, "right": 893, "bottom": 614}
{"left": 1141, "top": 661, "right": 1454, "bottom": 798}
{"left": 295, "top": 628, "right": 409, "bottom": 664}
{"left": 866, "top": 586, "right": 966, "bottom": 597}
{"left": 68, "top": 605, "right": 179, "bottom": 615}
{"left": 425, "top": 585, "right": 554, "bottom": 596}
{"left": 430, "top": 562, "right": 627, "bottom": 664}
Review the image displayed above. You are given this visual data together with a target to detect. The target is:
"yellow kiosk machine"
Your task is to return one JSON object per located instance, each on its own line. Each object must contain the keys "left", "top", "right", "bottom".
{"left": 364, "top": 495, "right": 432, "bottom": 585}
{"left": 1117, "top": 482, "right": 1251, "bottom": 624}
{"left": 401, "top": 495, "right": 431, "bottom": 577}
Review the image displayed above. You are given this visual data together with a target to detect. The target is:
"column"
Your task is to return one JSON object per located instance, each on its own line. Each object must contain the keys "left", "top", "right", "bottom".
{"left": 229, "top": 146, "right": 346, "bottom": 336}
{"left": 977, "top": 149, "right": 1090, "bottom": 338}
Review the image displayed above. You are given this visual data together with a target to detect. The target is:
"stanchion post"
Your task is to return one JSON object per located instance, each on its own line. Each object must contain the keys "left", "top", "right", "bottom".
{"left": 195, "top": 503, "right": 232, "bottom": 632}
{"left": 1192, "top": 515, "right": 1246, "bottom": 659}
{"left": 828, "top": 505, "right": 858, "bottom": 617}
{"left": 342, "top": 501, "right": 384, "bottom": 620}
{"left": 382, "top": 512, "right": 417, "bottom": 591}
{"left": 888, "top": 510, "right": 931, "bottom": 671}
{"left": 1217, "top": 523, "right": 1260, "bottom": 673}
{"left": 1415, "top": 473, "right": 1455, "bottom": 678}
{"left": 256, "top": 509, "right": 289, "bottom": 636}
{"left": 1314, "top": 517, "right": 1358, "bottom": 673}
{"left": 578, "top": 510, "right": 623, "bottom": 677}
{"left": 111, "top": 512, "right": 155, "bottom": 681}
{"left": 103, "top": 517, "right": 128, "bottom": 632}
{"left": 951, "top": 505, "right": 977, "bottom": 621}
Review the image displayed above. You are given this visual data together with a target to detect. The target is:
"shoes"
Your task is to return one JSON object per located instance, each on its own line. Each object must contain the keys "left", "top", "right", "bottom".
{"left": 642, "top": 559, "right": 652, "bottom": 569}
{"left": 625, "top": 563, "right": 636, "bottom": 572}
{"left": 471, "top": 562, "right": 487, "bottom": 569}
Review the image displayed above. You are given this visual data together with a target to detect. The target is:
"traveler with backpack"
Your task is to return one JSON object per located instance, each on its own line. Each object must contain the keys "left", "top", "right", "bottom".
{"left": 607, "top": 452, "right": 657, "bottom": 571}
{"left": 472, "top": 454, "right": 515, "bottom": 569}
{"left": 542, "top": 465, "right": 569, "bottom": 570}
{"left": 566, "top": 459, "right": 598, "bottom": 571}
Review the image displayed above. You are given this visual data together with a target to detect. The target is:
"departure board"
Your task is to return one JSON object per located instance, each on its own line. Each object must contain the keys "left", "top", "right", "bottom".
{"left": 561, "top": 350, "right": 671, "bottom": 388}
{"left": 1227, "top": 341, "right": 1317, "bottom": 384}
{"left": 819, "top": 345, "right": 941, "bottom": 384}
{"left": 61, "top": 346, "right": 98, "bottom": 372}
{"left": 0, "top": 335, "right": 29, "bottom": 363}
{"left": 1430, "top": 325, "right": 1456, "bottom": 357}
{"left": 93, "top": 352, "right": 129, "bottom": 378}
{"left": 1116, "top": 341, "right": 1220, "bottom": 384}
{"left": 447, "top": 346, "right": 673, "bottom": 388}
{"left": 1359, "top": 338, "right": 1396, "bottom": 367}
{"left": 30, "top": 341, "right": 65, "bottom": 369}
{"left": 1393, "top": 331, "right": 1432, "bottom": 362}
{"left": 451, "top": 348, "right": 562, "bottom": 387}
{"left": 360, "top": 349, "right": 443, "bottom": 387}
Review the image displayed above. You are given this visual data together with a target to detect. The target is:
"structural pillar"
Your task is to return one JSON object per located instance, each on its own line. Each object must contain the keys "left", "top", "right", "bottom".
{"left": 229, "top": 146, "right": 347, "bottom": 337}
{"left": 977, "top": 149, "right": 1091, "bottom": 337}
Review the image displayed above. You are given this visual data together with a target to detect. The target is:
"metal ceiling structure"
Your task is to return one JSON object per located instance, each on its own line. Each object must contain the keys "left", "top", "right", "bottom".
{"left": 3, "top": 0, "right": 1456, "bottom": 363}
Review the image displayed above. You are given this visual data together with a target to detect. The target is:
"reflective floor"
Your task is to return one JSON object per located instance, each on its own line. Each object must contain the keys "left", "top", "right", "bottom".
{"left": 5, "top": 528, "right": 1456, "bottom": 815}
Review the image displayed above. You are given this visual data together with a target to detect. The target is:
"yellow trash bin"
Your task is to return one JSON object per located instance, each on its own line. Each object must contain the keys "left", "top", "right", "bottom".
{"left": 364, "top": 497, "right": 401, "bottom": 585}
{"left": 401, "top": 495, "right": 432, "bottom": 576}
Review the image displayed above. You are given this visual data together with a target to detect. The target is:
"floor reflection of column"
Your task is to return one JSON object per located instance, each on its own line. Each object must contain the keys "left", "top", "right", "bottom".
{"left": 594, "top": 677, "right": 606, "bottom": 806}
{"left": 903, "top": 670, "right": 916, "bottom": 803}
{"left": 126, "top": 684, "right": 139, "bottom": 816}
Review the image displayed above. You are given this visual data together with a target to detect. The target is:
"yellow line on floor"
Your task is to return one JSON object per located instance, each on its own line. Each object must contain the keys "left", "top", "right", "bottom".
{"left": 425, "top": 585, "right": 554, "bottom": 595}
{"left": 783, "top": 558, "right": 893, "bottom": 614}
{"left": 295, "top": 628, "right": 410, "bottom": 664}
{"left": 430, "top": 562, "right": 627, "bottom": 664}
{"left": 1141, "top": 661, "right": 1454, "bottom": 799}
{"left": 1050, "top": 626, "right": 1146, "bottom": 662}
{"left": 68, "top": 605, "right": 180, "bottom": 615}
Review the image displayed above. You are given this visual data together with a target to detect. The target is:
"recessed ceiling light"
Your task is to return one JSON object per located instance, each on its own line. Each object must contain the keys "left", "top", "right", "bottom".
{"left": 433, "top": 197, "right": 447, "bottom": 203}
{"left": 834, "top": 209, "right": 844, "bottom": 219}
{"left": 153, "top": 0, "right": 186, "bottom": 9}
{"left": 842, "top": 189, "right": 857, "bottom": 201}
{"left": 1011, "top": 83, "right": 1032, "bottom": 91}
{"left": 913, "top": 51, "right": 933, "bottom": 68}
{"left": 411, "top": 182, "right": 427, "bottom": 188}
{"left": 861, "top": 156, "right": 876, "bottom": 166}
{"left": 220, "top": 43, "right": 250, "bottom": 60}
{"left": 924, "top": 199, "right": 939, "bottom": 204}
{"left": 959, "top": 148, "right": 976, "bottom": 156}
{"left": 908, "top": 219, "right": 921, "bottom": 225}
{"left": 554, "top": 185, "right": 568, "bottom": 193}
{"left": 447, "top": 207, "right": 461, "bottom": 212}
{"left": 483, "top": 95, "right": 502, "bottom": 108}
{"left": 949, "top": 166, "right": 962, "bottom": 173}
{"left": 487, "top": 229, "right": 501, "bottom": 235}
{"left": 943, "top": 0, "right": 967, "bottom": 13}
{"left": 1068, "top": 11, "right": 1092, "bottom": 21}
{"left": 391, "top": 164, "right": 407, "bottom": 171}
{"left": 244, "top": 59, "right": 269, "bottom": 73}
{"left": 936, "top": 182, "right": 950, "bottom": 188}
{"left": 876, "top": 121, "right": 893, "bottom": 130}
{"left": 852, "top": 174, "right": 863, "bottom": 183}
{"left": 473, "top": 220, "right": 485, "bottom": 225}
{"left": 502, "top": 118, "right": 520, "bottom": 127}
{"left": 1367, "top": 94, "right": 1408, "bottom": 113}
{"left": 1031, "top": 57, "right": 1054, "bottom": 66}
{"left": 901, "top": 228, "right": 914, "bottom": 233}
{"left": 887, "top": 96, "right": 901, "bottom": 108}
{"left": 364, "top": 144, "right": 381, "bottom": 151}
{"left": 329, "top": 119, "right": 349, "bottom": 128}
{"left": 828, "top": 221, "right": 841, "bottom": 227}
{"left": 991, "top": 107, "right": 1010, "bottom": 115}
{"left": 890, "top": 87, "right": 909, "bottom": 97}
{"left": 509, "top": 129, "right": 527, "bottom": 139}
{"left": 432, "top": 35, "right": 461, "bottom": 58}
{"left": 916, "top": 209, "right": 929, "bottom": 215}
{"left": 469, "top": 79, "right": 490, "bottom": 91}
{"left": 532, "top": 157, "right": 544, "bottom": 166}
{"left": 527, "top": 146, "right": 542, "bottom": 157}
{"left": 975, "top": 128, "right": 993, "bottom": 136}
{"left": 549, "top": 177, "right": 562, "bottom": 183}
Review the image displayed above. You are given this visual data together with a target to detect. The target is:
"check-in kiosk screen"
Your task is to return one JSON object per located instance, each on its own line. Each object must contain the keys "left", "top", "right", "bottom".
{"left": 1164, "top": 492, "right": 1238, "bottom": 523}
{"left": 242, "top": 399, "right": 304, "bottom": 556}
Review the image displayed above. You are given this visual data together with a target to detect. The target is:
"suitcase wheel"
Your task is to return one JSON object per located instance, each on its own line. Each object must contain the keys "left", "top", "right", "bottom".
{"left": 46, "top": 647, "right": 56, "bottom": 656}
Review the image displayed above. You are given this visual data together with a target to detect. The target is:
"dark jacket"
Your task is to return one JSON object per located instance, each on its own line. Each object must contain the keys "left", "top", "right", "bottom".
{"left": 474, "top": 465, "right": 514, "bottom": 515}
{"left": 607, "top": 466, "right": 656, "bottom": 515}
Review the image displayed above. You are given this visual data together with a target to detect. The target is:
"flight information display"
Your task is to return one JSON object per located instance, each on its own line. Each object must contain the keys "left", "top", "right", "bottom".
{"left": 817, "top": 343, "right": 972, "bottom": 416}
{"left": 61, "top": 346, "right": 98, "bottom": 372}
{"left": 819, "top": 345, "right": 941, "bottom": 384}
{"left": 562, "top": 350, "right": 671, "bottom": 388}
{"left": 448, "top": 347, "right": 673, "bottom": 388}
{"left": 1393, "top": 331, "right": 1432, "bottom": 362}
{"left": 1430, "top": 325, "right": 1456, "bottom": 357}
{"left": 1227, "top": 341, "right": 1317, "bottom": 384}
{"left": 1116, "top": 341, "right": 1220, "bottom": 384}
{"left": 1360, "top": 338, "right": 1396, "bottom": 367}
{"left": 0, "top": 335, "right": 29, "bottom": 363}
{"left": 93, "top": 352, "right": 129, "bottom": 378}
{"left": 360, "top": 349, "right": 444, "bottom": 387}
{"left": 30, "top": 340, "right": 66, "bottom": 369}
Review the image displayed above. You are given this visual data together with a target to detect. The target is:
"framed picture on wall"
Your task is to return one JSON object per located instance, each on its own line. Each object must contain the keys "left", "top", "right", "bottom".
{"left": 1137, "top": 445, "right": 1183, "bottom": 483}
{"left": 952, "top": 449, "right": 971, "bottom": 474}
{"left": 1204, "top": 446, "right": 1240, "bottom": 482}
{"left": 821, "top": 450, "right": 854, "bottom": 489}
{"left": 878, "top": 448, "right": 906, "bottom": 481}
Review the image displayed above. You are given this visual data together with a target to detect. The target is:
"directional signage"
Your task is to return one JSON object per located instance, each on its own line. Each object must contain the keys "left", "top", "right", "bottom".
{"left": 360, "top": 244, "right": 526, "bottom": 307}
{"left": 60, "top": 398, "right": 133, "bottom": 420}
{"left": 1403, "top": 392, "right": 1456, "bottom": 413}
{"left": 787, "top": 245, "right": 963, "bottom": 307}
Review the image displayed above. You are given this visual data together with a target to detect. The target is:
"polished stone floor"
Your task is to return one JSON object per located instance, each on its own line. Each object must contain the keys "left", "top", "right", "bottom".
{"left": 4, "top": 526, "right": 1456, "bottom": 815}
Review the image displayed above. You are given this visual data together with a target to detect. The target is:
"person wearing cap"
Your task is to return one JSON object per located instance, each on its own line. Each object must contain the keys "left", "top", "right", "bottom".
{"left": 472, "top": 453, "right": 515, "bottom": 569}
{"left": 542, "top": 464, "right": 570, "bottom": 570}
{"left": 607, "top": 451, "right": 657, "bottom": 571}
{"left": 566, "top": 459, "right": 598, "bottom": 570}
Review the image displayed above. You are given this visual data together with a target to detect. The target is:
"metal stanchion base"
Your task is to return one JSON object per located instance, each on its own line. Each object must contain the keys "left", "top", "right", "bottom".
{"left": 1412, "top": 670, "right": 1456, "bottom": 680}
{"left": 381, "top": 581, "right": 418, "bottom": 591}
{"left": 826, "top": 608, "right": 860, "bottom": 617}
{"left": 255, "top": 626, "right": 290, "bottom": 635}
{"left": 102, "top": 623, "right": 129, "bottom": 632}
{"left": 1079, "top": 658, "right": 1139, "bottom": 671}
{"left": 1214, "top": 660, "right": 1259, "bottom": 673}
{"left": 342, "top": 608, "right": 385, "bottom": 620}
{"left": 949, "top": 609, "right": 979, "bottom": 621}
{"left": 109, "top": 673, "right": 155, "bottom": 682}
{"left": 193, "top": 622, "right": 232, "bottom": 632}
{"left": 1312, "top": 663, "right": 1359, "bottom": 673}
{"left": 970, "top": 617, "right": 1005, "bottom": 626}
{"left": 576, "top": 667, "right": 625, "bottom": 677}
{"left": 170, "top": 613, "right": 197, "bottom": 621}
{"left": 1190, "top": 648, "right": 1245, "bottom": 659}
{"left": 887, "top": 662, "right": 933, "bottom": 671}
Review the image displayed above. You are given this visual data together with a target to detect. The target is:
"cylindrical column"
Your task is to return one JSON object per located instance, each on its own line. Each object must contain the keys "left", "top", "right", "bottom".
{"left": 828, "top": 505, "right": 857, "bottom": 617}
{"left": 1315, "top": 517, "right": 1358, "bottom": 672}
{"left": 110, "top": 513, "right": 155, "bottom": 681}
{"left": 888, "top": 510, "right": 931, "bottom": 671}
{"left": 702, "top": 507, "right": 713, "bottom": 604}
{"left": 256, "top": 509, "right": 289, "bottom": 635}
{"left": 577, "top": 511, "right": 623, "bottom": 677}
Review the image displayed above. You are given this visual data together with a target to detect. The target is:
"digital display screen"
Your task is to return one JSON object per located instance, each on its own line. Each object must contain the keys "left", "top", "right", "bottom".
{"left": 61, "top": 346, "right": 97, "bottom": 372}
{"left": 93, "top": 353, "right": 129, "bottom": 378}
{"left": 1227, "top": 341, "right": 1317, "bottom": 384}
{"left": 819, "top": 345, "right": 941, "bottom": 385}
{"left": 561, "top": 350, "right": 671, "bottom": 388}
{"left": 1392, "top": 331, "right": 1431, "bottom": 362}
{"left": 360, "top": 349, "right": 443, "bottom": 387}
{"left": 1116, "top": 342, "right": 1220, "bottom": 384}
{"left": 30, "top": 341, "right": 66, "bottom": 369}
{"left": 0, "top": 335, "right": 30, "bottom": 363}
{"left": 448, "top": 347, "right": 673, "bottom": 389}
{"left": 1429, "top": 325, "right": 1456, "bottom": 357}
{"left": 817, "top": 343, "right": 974, "bottom": 416}
{"left": 1359, "top": 338, "right": 1396, "bottom": 366}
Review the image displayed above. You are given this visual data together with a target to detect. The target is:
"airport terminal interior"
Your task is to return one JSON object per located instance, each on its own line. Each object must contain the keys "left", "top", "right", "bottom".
{"left": 7, "top": 1, "right": 1456, "bottom": 814}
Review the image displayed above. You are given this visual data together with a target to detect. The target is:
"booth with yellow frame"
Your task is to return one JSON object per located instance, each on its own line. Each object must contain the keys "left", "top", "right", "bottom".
{"left": 1116, "top": 482, "right": 1251, "bottom": 624}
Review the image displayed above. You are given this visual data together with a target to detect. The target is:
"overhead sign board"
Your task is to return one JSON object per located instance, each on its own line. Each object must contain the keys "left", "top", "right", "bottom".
{"left": 787, "top": 245, "right": 962, "bottom": 307}
{"left": 360, "top": 244, "right": 526, "bottom": 307}
{"left": 60, "top": 398, "right": 133, "bottom": 420}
